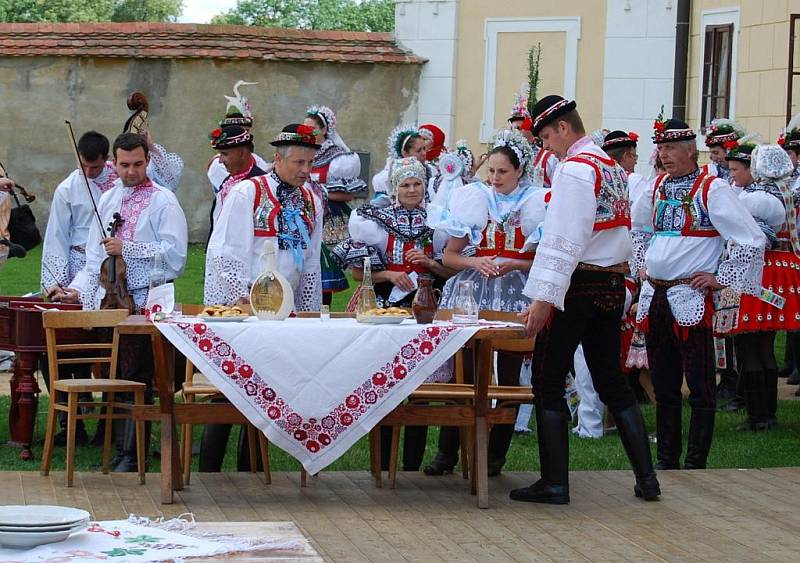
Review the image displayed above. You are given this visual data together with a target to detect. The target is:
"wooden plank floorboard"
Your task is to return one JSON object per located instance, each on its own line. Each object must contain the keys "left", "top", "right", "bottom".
{"left": 4, "top": 469, "right": 800, "bottom": 562}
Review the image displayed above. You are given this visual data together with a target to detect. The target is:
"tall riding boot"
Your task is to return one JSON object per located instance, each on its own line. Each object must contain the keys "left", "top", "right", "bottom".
{"left": 199, "top": 424, "right": 233, "bottom": 472}
{"left": 402, "top": 426, "right": 428, "bottom": 471}
{"left": 423, "top": 426, "right": 460, "bottom": 476}
{"left": 740, "top": 370, "right": 769, "bottom": 431}
{"left": 113, "top": 420, "right": 149, "bottom": 472}
{"left": 488, "top": 410, "right": 517, "bottom": 476}
{"left": 655, "top": 404, "right": 682, "bottom": 470}
{"left": 613, "top": 404, "right": 661, "bottom": 500}
{"left": 509, "top": 408, "right": 570, "bottom": 504}
{"left": 236, "top": 425, "right": 263, "bottom": 472}
{"left": 765, "top": 368, "right": 778, "bottom": 428}
{"left": 683, "top": 408, "right": 715, "bottom": 469}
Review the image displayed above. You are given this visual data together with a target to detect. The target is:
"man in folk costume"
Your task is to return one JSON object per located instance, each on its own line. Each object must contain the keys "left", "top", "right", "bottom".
{"left": 630, "top": 116, "right": 766, "bottom": 471}
{"left": 511, "top": 95, "right": 660, "bottom": 504}
{"left": 207, "top": 81, "right": 270, "bottom": 232}
{"left": 204, "top": 123, "right": 324, "bottom": 310}
{"left": 207, "top": 124, "right": 267, "bottom": 236}
{"left": 703, "top": 118, "right": 745, "bottom": 187}
{"left": 51, "top": 132, "right": 188, "bottom": 471}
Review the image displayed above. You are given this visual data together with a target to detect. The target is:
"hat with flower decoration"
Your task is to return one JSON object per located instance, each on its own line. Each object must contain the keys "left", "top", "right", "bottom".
{"left": 209, "top": 124, "right": 253, "bottom": 150}
{"left": 270, "top": 124, "right": 320, "bottom": 149}
{"left": 652, "top": 105, "right": 696, "bottom": 144}
{"left": 705, "top": 118, "right": 745, "bottom": 147}
{"left": 724, "top": 133, "right": 760, "bottom": 164}
{"left": 220, "top": 80, "right": 258, "bottom": 128}
{"left": 778, "top": 113, "right": 800, "bottom": 151}
{"left": 530, "top": 94, "right": 577, "bottom": 136}
{"left": 602, "top": 130, "right": 640, "bottom": 151}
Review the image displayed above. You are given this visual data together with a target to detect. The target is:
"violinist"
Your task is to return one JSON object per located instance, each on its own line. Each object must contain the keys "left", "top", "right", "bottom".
{"left": 0, "top": 162, "right": 13, "bottom": 263}
{"left": 50, "top": 132, "right": 188, "bottom": 472}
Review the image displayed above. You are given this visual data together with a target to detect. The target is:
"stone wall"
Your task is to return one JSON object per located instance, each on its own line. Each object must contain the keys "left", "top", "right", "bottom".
{"left": 0, "top": 56, "right": 420, "bottom": 241}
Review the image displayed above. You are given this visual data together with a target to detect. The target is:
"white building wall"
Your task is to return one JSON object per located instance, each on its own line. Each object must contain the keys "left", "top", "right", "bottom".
{"left": 394, "top": 0, "right": 459, "bottom": 140}
{"left": 602, "top": 0, "right": 677, "bottom": 174}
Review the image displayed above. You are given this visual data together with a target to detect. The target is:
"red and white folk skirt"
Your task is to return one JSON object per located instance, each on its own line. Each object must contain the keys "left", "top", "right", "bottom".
{"left": 734, "top": 249, "right": 800, "bottom": 333}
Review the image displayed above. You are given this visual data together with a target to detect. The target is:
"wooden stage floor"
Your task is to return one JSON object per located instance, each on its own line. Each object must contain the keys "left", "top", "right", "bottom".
{"left": 2, "top": 468, "right": 798, "bottom": 562}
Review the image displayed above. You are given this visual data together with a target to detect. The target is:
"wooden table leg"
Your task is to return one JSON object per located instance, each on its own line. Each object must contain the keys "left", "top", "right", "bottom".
{"left": 474, "top": 416, "right": 489, "bottom": 508}
{"left": 151, "top": 333, "right": 177, "bottom": 503}
{"left": 7, "top": 351, "right": 41, "bottom": 461}
{"left": 474, "top": 340, "right": 493, "bottom": 509}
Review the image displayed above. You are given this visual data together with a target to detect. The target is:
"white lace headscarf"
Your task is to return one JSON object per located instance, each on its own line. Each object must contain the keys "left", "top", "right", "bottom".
{"left": 307, "top": 105, "right": 350, "bottom": 152}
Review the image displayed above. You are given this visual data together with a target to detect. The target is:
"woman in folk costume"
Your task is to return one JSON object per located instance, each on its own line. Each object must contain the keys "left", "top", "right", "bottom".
{"left": 778, "top": 114, "right": 800, "bottom": 192}
{"left": 424, "top": 129, "right": 548, "bottom": 476}
{"left": 371, "top": 124, "right": 432, "bottom": 207}
{"left": 419, "top": 123, "right": 447, "bottom": 167}
{"left": 303, "top": 105, "right": 366, "bottom": 305}
{"left": 721, "top": 141, "right": 797, "bottom": 430}
{"left": 332, "top": 157, "right": 455, "bottom": 471}
{"left": 703, "top": 118, "right": 745, "bottom": 187}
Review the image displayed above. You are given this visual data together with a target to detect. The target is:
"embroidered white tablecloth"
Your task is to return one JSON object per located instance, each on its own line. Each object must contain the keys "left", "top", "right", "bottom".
{"left": 156, "top": 317, "right": 483, "bottom": 474}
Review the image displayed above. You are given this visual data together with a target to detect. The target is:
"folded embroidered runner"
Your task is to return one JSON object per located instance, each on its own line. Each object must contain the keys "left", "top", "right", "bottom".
{"left": 156, "top": 318, "right": 513, "bottom": 473}
{"left": 0, "top": 514, "right": 309, "bottom": 562}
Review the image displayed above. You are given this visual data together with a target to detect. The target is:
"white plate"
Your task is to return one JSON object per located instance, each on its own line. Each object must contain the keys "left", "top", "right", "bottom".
{"left": 0, "top": 524, "right": 86, "bottom": 548}
{"left": 198, "top": 314, "right": 253, "bottom": 322}
{"left": 0, "top": 518, "right": 89, "bottom": 533}
{"left": 357, "top": 315, "right": 409, "bottom": 325}
{"left": 0, "top": 506, "right": 90, "bottom": 527}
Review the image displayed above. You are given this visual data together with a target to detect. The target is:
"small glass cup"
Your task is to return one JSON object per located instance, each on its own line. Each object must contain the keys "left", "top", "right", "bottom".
{"left": 320, "top": 304, "right": 330, "bottom": 322}
{"left": 172, "top": 302, "right": 183, "bottom": 319}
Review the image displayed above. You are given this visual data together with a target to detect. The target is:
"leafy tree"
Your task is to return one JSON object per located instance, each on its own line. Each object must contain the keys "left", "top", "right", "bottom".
{"left": 0, "top": 0, "right": 183, "bottom": 23}
{"left": 211, "top": 0, "right": 394, "bottom": 32}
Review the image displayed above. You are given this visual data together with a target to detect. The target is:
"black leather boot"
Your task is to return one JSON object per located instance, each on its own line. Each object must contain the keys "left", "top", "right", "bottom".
{"left": 402, "top": 426, "right": 428, "bottom": 472}
{"left": 738, "top": 370, "right": 769, "bottom": 432}
{"left": 765, "top": 368, "right": 778, "bottom": 428}
{"left": 509, "top": 408, "right": 569, "bottom": 504}
{"left": 423, "top": 426, "right": 459, "bottom": 476}
{"left": 113, "top": 420, "right": 149, "bottom": 472}
{"left": 683, "top": 408, "right": 715, "bottom": 469}
{"left": 613, "top": 404, "right": 661, "bottom": 500}
{"left": 655, "top": 404, "right": 682, "bottom": 470}
{"left": 54, "top": 416, "right": 89, "bottom": 447}
{"left": 199, "top": 423, "right": 233, "bottom": 472}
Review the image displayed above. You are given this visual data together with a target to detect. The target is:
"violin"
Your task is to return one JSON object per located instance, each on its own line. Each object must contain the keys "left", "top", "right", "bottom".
{"left": 123, "top": 92, "right": 149, "bottom": 135}
{"left": 8, "top": 182, "right": 36, "bottom": 203}
{"left": 99, "top": 212, "right": 135, "bottom": 313}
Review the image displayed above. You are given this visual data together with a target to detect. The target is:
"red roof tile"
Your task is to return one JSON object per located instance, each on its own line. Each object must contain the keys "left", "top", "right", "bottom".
{"left": 0, "top": 22, "right": 425, "bottom": 64}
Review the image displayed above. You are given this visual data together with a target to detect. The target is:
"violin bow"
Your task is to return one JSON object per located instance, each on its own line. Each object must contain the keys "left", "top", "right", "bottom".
{"left": 64, "top": 120, "right": 106, "bottom": 235}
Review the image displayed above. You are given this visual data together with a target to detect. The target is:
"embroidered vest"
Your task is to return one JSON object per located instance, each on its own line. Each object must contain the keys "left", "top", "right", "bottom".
{"left": 250, "top": 175, "right": 317, "bottom": 238}
{"left": 652, "top": 171, "right": 719, "bottom": 237}
{"left": 475, "top": 215, "right": 534, "bottom": 260}
{"left": 564, "top": 152, "right": 631, "bottom": 231}
{"left": 385, "top": 235, "right": 433, "bottom": 274}
{"left": 532, "top": 149, "right": 554, "bottom": 187}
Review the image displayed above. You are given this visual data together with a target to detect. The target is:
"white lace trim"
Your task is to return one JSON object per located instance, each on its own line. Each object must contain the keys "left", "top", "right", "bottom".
{"left": 716, "top": 241, "right": 765, "bottom": 296}
{"left": 204, "top": 255, "right": 249, "bottom": 305}
{"left": 635, "top": 280, "right": 707, "bottom": 327}
{"left": 539, "top": 232, "right": 582, "bottom": 256}
{"left": 631, "top": 230, "right": 652, "bottom": 276}
{"left": 527, "top": 279, "right": 564, "bottom": 308}
{"left": 296, "top": 271, "right": 322, "bottom": 311}
{"left": 636, "top": 281, "right": 654, "bottom": 323}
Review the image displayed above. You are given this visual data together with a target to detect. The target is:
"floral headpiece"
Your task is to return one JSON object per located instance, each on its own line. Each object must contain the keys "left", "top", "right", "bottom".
{"left": 778, "top": 113, "right": 800, "bottom": 150}
{"left": 491, "top": 128, "right": 535, "bottom": 178}
{"left": 602, "top": 130, "right": 639, "bottom": 151}
{"left": 724, "top": 133, "right": 760, "bottom": 163}
{"left": 652, "top": 105, "right": 696, "bottom": 144}
{"left": 454, "top": 139, "right": 475, "bottom": 179}
{"left": 390, "top": 157, "right": 427, "bottom": 190}
{"left": 509, "top": 86, "right": 531, "bottom": 122}
{"left": 705, "top": 118, "right": 745, "bottom": 147}
{"left": 387, "top": 123, "right": 422, "bottom": 159}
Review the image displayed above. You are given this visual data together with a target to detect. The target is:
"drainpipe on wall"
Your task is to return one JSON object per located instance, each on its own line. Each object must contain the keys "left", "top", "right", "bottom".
{"left": 672, "top": 0, "right": 691, "bottom": 120}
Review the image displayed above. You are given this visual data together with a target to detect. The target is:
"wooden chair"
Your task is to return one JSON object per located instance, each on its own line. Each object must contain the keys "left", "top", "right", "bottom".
{"left": 381, "top": 310, "right": 535, "bottom": 490}
{"left": 179, "top": 303, "right": 271, "bottom": 485}
{"left": 40, "top": 309, "right": 146, "bottom": 487}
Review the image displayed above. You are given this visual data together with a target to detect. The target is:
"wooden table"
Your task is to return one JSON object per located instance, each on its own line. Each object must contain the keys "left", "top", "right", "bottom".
{"left": 118, "top": 315, "right": 527, "bottom": 505}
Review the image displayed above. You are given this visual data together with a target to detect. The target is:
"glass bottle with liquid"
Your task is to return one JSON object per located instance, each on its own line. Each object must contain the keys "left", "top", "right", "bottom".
{"left": 451, "top": 280, "right": 479, "bottom": 324}
{"left": 149, "top": 251, "right": 166, "bottom": 290}
{"left": 356, "top": 257, "right": 378, "bottom": 321}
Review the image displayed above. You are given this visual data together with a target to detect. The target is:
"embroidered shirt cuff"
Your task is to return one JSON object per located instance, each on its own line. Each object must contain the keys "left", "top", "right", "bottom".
{"left": 716, "top": 242, "right": 765, "bottom": 296}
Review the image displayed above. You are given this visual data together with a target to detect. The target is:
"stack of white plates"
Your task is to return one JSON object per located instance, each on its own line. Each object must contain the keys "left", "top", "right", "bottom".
{"left": 0, "top": 505, "right": 90, "bottom": 549}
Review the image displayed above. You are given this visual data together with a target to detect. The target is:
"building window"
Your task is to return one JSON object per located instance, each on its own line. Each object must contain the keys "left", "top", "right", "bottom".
{"left": 787, "top": 14, "right": 800, "bottom": 123}
{"left": 701, "top": 23, "right": 733, "bottom": 127}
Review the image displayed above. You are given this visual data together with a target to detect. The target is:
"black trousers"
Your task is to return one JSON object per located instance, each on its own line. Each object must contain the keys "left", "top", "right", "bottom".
{"left": 645, "top": 287, "right": 716, "bottom": 410}
{"left": 533, "top": 270, "right": 636, "bottom": 414}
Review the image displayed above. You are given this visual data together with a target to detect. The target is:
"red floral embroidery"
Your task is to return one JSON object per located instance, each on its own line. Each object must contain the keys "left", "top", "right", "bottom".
{"left": 170, "top": 321, "right": 458, "bottom": 453}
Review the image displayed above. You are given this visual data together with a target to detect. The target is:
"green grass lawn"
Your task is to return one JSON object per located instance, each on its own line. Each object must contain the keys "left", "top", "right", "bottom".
{"left": 1, "top": 245, "right": 797, "bottom": 473}
{"left": 1, "top": 395, "right": 799, "bottom": 473}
